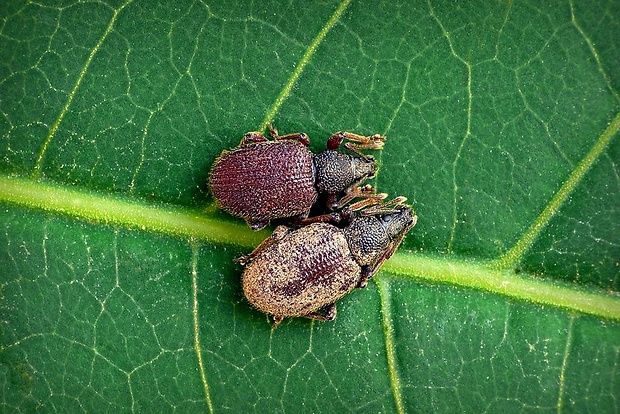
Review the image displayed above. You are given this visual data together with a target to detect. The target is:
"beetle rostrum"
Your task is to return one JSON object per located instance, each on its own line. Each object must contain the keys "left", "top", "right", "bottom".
{"left": 209, "top": 125, "right": 385, "bottom": 230}
{"left": 238, "top": 196, "right": 417, "bottom": 327}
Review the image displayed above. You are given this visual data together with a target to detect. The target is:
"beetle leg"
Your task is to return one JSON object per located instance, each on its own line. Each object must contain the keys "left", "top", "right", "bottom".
{"left": 326, "top": 131, "right": 346, "bottom": 150}
{"left": 247, "top": 218, "right": 270, "bottom": 231}
{"left": 334, "top": 185, "right": 387, "bottom": 210}
{"left": 271, "top": 315, "right": 284, "bottom": 328}
{"left": 297, "top": 207, "right": 357, "bottom": 227}
{"left": 276, "top": 132, "right": 310, "bottom": 146}
{"left": 305, "top": 303, "right": 337, "bottom": 321}
{"left": 342, "top": 131, "right": 386, "bottom": 148}
{"left": 357, "top": 266, "right": 373, "bottom": 288}
{"left": 297, "top": 211, "right": 342, "bottom": 226}
{"left": 240, "top": 131, "right": 267, "bottom": 146}
{"left": 323, "top": 193, "right": 338, "bottom": 210}
{"left": 268, "top": 124, "right": 310, "bottom": 146}
{"left": 342, "top": 193, "right": 388, "bottom": 212}
{"left": 234, "top": 225, "right": 293, "bottom": 265}
{"left": 359, "top": 196, "right": 408, "bottom": 216}
{"left": 327, "top": 131, "right": 386, "bottom": 155}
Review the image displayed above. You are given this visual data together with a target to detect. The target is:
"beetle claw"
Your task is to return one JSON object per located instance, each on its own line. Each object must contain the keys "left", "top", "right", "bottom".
{"left": 305, "top": 303, "right": 337, "bottom": 321}
{"left": 248, "top": 219, "right": 269, "bottom": 231}
{"left": 271, "top": 315, "right": 284, "bottom": 328}
{"left": 234, "top": 255, "right": 251, "bottom": 265}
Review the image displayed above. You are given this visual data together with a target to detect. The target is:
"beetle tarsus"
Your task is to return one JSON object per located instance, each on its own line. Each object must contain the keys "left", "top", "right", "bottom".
{"left": 269, "top": 124, "right": 310, "bottom": 146}
{"left": 306, "top": 303, "right": 337, "bottom": 321}
{"left": 336, "top": 185, "right": 387, "bottom": 211}
{"left": 240, "top": 131, "right": 267, "bottom": 146}
{"left": 233, "top": 255, "right": 251, "bottom": 265}
{"left": 327, "top": 131, "right": 386, "bottom": 155}
{"left": 272, "top": 315, "right": 284, "bottom": 328}
{"left": 357, "top": 266, "right": 373, "bottom": 288}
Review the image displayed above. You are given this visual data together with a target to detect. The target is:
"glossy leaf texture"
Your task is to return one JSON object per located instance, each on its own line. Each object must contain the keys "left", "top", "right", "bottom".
{"left": 1, "top": 1, "right": 619, "bottom": 413}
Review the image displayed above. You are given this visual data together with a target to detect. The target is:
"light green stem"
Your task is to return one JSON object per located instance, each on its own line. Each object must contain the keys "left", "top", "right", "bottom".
{"left": 0, "top": 175, "right": 267, "bottom": 247}
{"left": 384, "top": 254, "right": 620, "bottom": 321}
{"left": 1, "top": 175, "right": 619, "bottom": 321}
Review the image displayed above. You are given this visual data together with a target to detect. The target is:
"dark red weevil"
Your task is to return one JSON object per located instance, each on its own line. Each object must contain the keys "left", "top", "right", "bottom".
{"left": 209, "top": 125, "right": 385, "bottom": 230}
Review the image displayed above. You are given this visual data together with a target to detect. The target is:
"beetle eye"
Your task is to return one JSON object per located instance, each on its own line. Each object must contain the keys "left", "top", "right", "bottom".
{"left": 380, "top": 214, "right": 393, "bottom": 223}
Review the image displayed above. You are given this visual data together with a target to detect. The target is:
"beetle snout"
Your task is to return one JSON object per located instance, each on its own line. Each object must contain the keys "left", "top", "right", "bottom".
{"left": 396, "top": 204, "right": 416, "bottom": 224}
{"left": 381, "top": 204, "right": 417, "bottom": 238}
{"left": 366, "top": 156, "right": 378, "bottom": 177}
{"left": 400, "top": 207, "right": 418, "bottom": 234}
{"left": 353, "top": 155, "right": 378, "bottom": 179}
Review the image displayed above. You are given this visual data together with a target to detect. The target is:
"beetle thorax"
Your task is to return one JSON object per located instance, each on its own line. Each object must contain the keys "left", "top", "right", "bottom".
{"left": 342, "top": 216, "right": 390, "bottom": 267}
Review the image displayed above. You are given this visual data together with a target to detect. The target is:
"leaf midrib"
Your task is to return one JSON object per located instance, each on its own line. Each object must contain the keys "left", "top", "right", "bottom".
{"left": 1, "top": 174, "right": 618, "bottom": 322}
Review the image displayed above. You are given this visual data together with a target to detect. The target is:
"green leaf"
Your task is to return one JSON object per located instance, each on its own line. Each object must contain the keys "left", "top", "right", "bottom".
{"left": 1, "top": 0, "right": 619, "bottom": 413}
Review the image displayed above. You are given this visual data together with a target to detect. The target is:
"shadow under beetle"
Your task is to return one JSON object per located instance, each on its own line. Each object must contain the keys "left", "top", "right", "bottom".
{"left": 237, "top": 194, "right": 417, "bottom": 328}
{"left": 209, "top": 125, "right": 385, "bottom": 230}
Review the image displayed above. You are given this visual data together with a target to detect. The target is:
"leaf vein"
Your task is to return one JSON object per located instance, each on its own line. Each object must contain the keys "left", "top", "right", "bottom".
{"left": 191, "top": 243, "right": 214, "bottom": 413}
{"left": 556, "top": 315, "right": 575, "bottom": 414}
{"left": 569, "top": 0, "right": 619, "bottom": 100}
{"left": 428, "top": 0, "right": 473, "bottom": 253}
{"left": 1, "top": 175, "right": 618, "bottom": 321}
{"left": 377, "top": 278, "right": 405, "bottom": 414}
{"left": 31, "top": 0, "right": 134, "bottom": 178}
{"left": 492, "top": 111, "right": 620, "bottom": 269}
{"left": 258, "top": 0, "right": 352, "bottom": 132}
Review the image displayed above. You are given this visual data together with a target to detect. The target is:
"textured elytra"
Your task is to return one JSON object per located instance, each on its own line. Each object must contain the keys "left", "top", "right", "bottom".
{"left": 243, "top": 223, "right": 361, "bottom": 318}
{"left": 241, "top": 204, "right": 416, "bottom": 324}
{"left": 209, "top": 141, "right": 316, "bottom": 227}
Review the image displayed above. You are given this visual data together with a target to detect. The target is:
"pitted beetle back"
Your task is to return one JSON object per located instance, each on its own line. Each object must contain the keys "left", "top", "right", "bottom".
{"left": 210, "top": 140, "right": 316, "bottom": 230}
{"left": 209, "top": 126, "right": 385, "bottom": 230}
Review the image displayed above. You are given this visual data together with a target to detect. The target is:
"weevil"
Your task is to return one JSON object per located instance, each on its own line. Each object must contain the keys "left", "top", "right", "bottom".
{"left": 237, "top": 195, "right": 417, "bottom": 327}
{"left": 209, "top": 125, "right": 385, "bottom": 230}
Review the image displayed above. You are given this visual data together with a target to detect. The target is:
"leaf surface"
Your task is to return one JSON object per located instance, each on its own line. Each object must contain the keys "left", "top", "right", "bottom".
{"left": 1, "top": 0, "right": 619, "bottom": 413}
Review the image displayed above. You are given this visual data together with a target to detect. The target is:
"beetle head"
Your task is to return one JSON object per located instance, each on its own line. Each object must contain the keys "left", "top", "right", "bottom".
{"left": 350, "top": 154, "right": 377, "bottom": 182}
{"left": 376, "top": 204, "right": 417, "bottom": 241}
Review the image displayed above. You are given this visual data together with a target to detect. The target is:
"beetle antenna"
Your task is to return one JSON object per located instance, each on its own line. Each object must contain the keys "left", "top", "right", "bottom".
{"left": 334, "top": 185, "right": 387, "bottom": 210}
{"left": 360, "top": 196, "right": 408, "bottom": 216}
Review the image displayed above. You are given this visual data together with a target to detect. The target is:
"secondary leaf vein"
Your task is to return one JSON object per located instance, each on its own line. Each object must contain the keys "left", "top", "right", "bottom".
{"left": 556, "top": 315, "right": 575, "bottom": 414}
{"left": 492, "top": 111, "right": 620, "bottom": 270}
{"left": 376, "top": 278, "right": 405, "bottom": 414}
{"left": 258, "top": 0, "right": 352, "bottom": 132}
{"left": 428, "top": 0, "right": 473, "bottom": 253}
{"left": 32, "top": 0, "right": 134, "bottom": 178}
{"left": 191, "top": 243, "right": 214, "bottom": 413}
{"left": 569, "top": 0, "right": 619, "bottom": 100}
